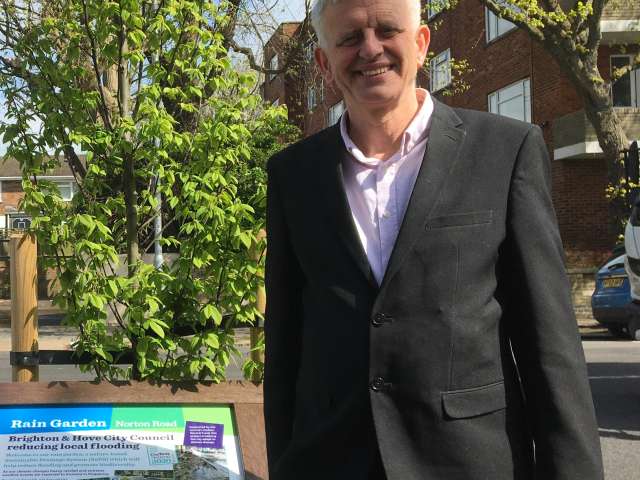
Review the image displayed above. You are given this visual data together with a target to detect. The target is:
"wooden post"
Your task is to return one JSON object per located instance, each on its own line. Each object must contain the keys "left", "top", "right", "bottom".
{"left": 250, "top": 229, "right": 266, "bottom": 382}
{"left": 10, "top": 233, "right": 39, "bottom": 382}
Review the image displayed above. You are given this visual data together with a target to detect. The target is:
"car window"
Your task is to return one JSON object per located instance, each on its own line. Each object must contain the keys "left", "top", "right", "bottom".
{"left": 600, "top": 244, "right": 626, "bottom": 269}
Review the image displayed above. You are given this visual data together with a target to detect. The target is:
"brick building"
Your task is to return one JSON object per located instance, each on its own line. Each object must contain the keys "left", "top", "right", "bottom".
{"left": 0, "top": 157, "right": 76, "bottom": 230}
{"left": 262, "top": 3, "right": 639, "bottom": 274}
{"left": 0, "top": 157, "right": 76, "bottom": 298}
{"left": 426, "top": 1, "right": 640, "bottom": 269}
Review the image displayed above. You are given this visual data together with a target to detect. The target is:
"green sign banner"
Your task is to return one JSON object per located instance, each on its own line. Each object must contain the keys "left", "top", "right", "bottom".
{"left": 0, "top": 404, "right": 243, "bottom": 479}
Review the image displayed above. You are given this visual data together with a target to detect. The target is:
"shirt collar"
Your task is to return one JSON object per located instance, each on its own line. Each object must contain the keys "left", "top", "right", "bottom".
{"left": 340, "top": 88, "right": 434, "bottom": 167}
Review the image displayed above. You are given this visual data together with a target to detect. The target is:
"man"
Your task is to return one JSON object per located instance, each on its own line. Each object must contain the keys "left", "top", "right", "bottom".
{"left": 264, "top": 0, "right": 603, "bottom": 478}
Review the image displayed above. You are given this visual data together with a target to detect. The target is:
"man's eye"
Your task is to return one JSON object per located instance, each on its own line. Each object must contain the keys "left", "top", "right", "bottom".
{"left": 380, "top": 28, "right": 398, "bottom": 38}
{"left": 339, "top": 34, "right": 359, "bottom": 46}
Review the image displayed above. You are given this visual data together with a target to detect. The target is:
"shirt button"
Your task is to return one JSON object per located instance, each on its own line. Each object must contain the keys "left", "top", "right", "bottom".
{"left": 370, "top": 376, "right": 386, "bottom": 391}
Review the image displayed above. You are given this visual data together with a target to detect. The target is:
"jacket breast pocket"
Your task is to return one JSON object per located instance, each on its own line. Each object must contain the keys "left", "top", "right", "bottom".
{"left": 426, "top": 210, "right": 493, "bottom": 230}
{"left": 441, "top": 380, "right": 506, "bottom": 419}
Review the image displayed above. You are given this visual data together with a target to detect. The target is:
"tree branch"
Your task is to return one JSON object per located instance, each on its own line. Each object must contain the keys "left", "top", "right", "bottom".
{"left": 80, "top": 0, "right": 113, "bottom": 131}
{"left": 586, "top": 0, "right": 606, "bottom": 52}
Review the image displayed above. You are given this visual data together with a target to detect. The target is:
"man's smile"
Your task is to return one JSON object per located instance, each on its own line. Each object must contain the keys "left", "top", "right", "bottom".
{"left": 357, "top": 64, "right": 394, "bottom": 77}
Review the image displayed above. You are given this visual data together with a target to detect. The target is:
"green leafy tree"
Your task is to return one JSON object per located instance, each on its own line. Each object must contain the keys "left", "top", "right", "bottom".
{"left": 0, "top": 0, "right": 293, "bottom": 381}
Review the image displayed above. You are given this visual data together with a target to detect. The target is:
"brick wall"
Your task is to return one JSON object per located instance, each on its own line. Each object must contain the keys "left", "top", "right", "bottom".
{"left": 603, "top": 3, "right": 640, "bottom": 19}
{"left": 262, "top": 22, "right": 302, "bottom": 107}
{"left": 0, "top": 180, "right": 24, "bottom": 214}
{"left": 427, "top": 0, "right": 625, "bottom": 268}
{"left": 568, "top": 269, "right": 598, "bottom": 324}
{"left": 552, "top": 159, "right": 615, "bottom": 267}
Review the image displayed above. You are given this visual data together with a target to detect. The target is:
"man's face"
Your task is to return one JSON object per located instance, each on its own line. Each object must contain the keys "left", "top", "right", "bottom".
{"left": 314, "top": 0, "right": 430, "bottom": 111}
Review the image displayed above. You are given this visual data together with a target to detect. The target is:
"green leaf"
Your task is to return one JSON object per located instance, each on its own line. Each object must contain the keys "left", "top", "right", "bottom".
{"left": 136, "top": 338, "right": 148, "bottom": 357}
{"left": 107, "top": 280, "right": 118, "bottom": 296}
{"left": 88, "top": 293, "right": 105, "bottom": 310}
{"left": 148, "top": 320, "right": 165, "bottom": 338}
{"left": 202, "top": 305, "right": 222, "bottom": 325}
{"left": 189, "top": 360, "right": 200, "bottom": 375}
{"left": 204, "top": 332, "right": 219, "bottom": 349}
{"left": 202, "top": 357, "right": 216, "bottom": 374}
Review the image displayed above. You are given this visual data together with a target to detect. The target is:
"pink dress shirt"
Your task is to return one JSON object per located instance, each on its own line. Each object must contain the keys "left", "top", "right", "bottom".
{"left": 340, "top": 88, "right": 434, "bottom": 286}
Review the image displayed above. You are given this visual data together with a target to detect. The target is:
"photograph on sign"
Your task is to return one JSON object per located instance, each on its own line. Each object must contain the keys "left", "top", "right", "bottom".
{"left": 0, "top": 404, "right": 244, "bottom": 479}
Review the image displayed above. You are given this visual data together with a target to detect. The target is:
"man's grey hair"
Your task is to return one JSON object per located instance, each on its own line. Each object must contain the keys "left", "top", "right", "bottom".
{"left": 310, "top": 0, "right": 423, "bottom": 48}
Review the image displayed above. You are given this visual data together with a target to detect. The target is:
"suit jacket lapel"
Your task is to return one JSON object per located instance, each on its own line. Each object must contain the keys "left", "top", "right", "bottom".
{"left": 379, "top": 100, "right": 467, "bottom": 292}
{"left": 321, "top": 124, "right": 379, "bottom": 289}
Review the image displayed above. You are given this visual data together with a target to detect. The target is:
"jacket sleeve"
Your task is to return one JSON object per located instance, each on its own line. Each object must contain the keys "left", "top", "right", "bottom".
{"left": 263, "top": 155, "right": 304, "bottom": 474}
{"left": 503, "top": 125, "right": 603, "bottom": 479}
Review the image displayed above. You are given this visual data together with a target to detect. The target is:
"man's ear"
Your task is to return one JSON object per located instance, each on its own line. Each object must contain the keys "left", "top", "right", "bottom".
{"left": 314, "top": 47, "right": 334, "bottom": 86}
{"left": 415, "top": 24, "right": 430, "bottom": 68}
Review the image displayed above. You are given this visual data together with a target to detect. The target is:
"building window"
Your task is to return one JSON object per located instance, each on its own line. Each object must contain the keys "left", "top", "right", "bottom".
{"left": 488, "top": 78, "right": 531, "bottom": 123}
{"left": 269, "top": 54, "right": 278, "bottom": 81}
{"left": 430, "top": 49, "right": 451, "bottom": 92}
{"left": 53, "top": 180, "right": 75, "bottom": 201}
{"left": 307, "top": 86, "right": 317, "bottom": 111}
{"left": 328, "top": 100, "right": 345, "bottom": 126}
{"left": 305, "top": 43, "right": 314, "bottom": 63}
{"left": 611, "top": 55, "right": 639, "bottom": 107}
{"left": 485, "top": 7, "right": 517, "bottom": 42}
{"left": 427, "top": 1, "right": 444, "bottom": 20}
{"left": 10, "top": 216, "right": 31, "bottom": 229}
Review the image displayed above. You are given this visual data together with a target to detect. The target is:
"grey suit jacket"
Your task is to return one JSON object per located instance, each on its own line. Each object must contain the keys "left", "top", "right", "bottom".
{"left": 264, "top": 100, "right": 603, "bottom": 479}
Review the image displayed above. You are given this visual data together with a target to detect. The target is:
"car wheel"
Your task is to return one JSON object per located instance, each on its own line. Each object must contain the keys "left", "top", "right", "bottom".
{"left": 627, "top": 318, "right": 640, "bottom": 341}
{"left": 607, "top": 325, "right": 628, "bottom": 339}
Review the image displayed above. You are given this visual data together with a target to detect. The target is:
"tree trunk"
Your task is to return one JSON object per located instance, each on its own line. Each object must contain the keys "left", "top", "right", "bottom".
{"left": 119, "top": 35, "right": 139, "bottom": 277}
{"left": 582, "top": 91, "right": 631, "bottom": 235}
{"left": 548, "top": 43, "right": 631, "bottom": 236}
{"left": 118, "top": 28, "right": 141, "bottom": 381}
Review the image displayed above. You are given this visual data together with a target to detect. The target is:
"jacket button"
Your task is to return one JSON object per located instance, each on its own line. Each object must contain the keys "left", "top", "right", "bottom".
{"left": 370, "top": 376, "right": 386, "bottom": 391}
{"left": 372, "top": 313, "right": 392, "bottom": 327}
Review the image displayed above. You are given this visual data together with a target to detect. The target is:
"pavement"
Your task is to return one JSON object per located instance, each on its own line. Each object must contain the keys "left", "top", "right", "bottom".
{"left": 0, "top": 299, "right": 609, "bottom": 358}
{"left": 584, "top": 340, "right": 640, "bottom": 480}
{"left": 0, "top": 299, "right": 63, "bottom": 318}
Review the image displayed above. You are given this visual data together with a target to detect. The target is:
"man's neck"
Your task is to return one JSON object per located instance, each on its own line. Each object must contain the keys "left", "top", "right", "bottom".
{"left": 346, "top": 90, "right": 420, "bottom": 160}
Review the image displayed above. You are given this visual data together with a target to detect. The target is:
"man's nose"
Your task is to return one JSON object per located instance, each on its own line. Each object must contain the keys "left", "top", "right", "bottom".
{"left": 359, "top": 29, "right": 384, "bottom": 60}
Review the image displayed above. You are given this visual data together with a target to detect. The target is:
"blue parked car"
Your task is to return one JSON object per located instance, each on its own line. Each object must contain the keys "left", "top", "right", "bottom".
{"left": 591, "top": 247, "right": 633, "bottom": 338}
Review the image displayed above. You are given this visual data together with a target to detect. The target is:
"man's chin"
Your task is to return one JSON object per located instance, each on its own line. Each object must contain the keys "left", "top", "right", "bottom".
{"left": 350, "top": 93, "right": 400, "bottom": 111}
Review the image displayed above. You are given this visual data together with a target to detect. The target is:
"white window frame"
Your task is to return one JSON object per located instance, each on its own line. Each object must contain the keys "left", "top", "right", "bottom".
{"left": 52, "top": 180, "right": 75, "bottom": 201}
{"left": 328, "top": 100, "right": 345, "bottom": 126}
{"left": 307, "top": 86, "right": 317, "bottom": 111}
{"left": 430, "top": 49, "right": 451, "bottom": 92}
{"left": 0, "top": 177, "right": 75, "bottom": 203}
{"left": 485, "top": 6, "right": 517, "bottom": 43}
{"left": 269, "top": 54, "right": 278, "bottom": 82}
{"left": 611, "top": 54, "right": 639, "bottom": 108}
{"left": 488, "top": 78, "right": 531, "bottom": 123}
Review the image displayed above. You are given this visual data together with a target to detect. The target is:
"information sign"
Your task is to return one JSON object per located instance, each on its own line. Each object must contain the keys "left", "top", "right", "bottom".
{"left": 0, "top": 404, "right": 244, "bottom": 480}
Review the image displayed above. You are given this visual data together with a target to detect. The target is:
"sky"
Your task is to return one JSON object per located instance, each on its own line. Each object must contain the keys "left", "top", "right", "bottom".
{"left": 273, "top": 0, "right": 307, "bottom": 22}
